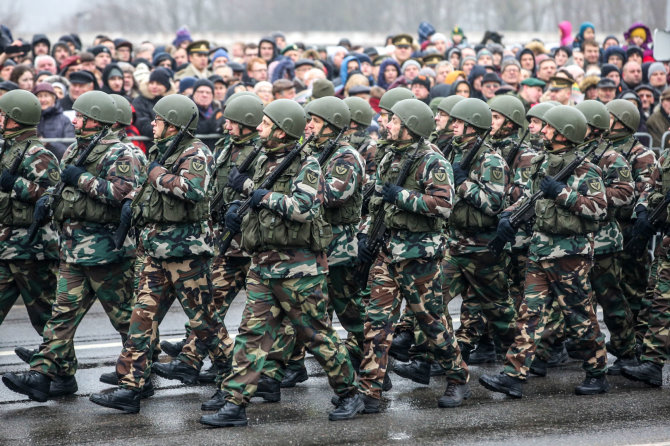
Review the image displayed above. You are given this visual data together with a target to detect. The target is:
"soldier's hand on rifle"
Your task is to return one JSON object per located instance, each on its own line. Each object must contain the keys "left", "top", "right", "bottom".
{"left": 0, "top": 169, "right": 17, "bottom": 193}
{"left": 119, "top": 200, "right": 132, "bottom": 226}
{"left": 357, "top": 235, "right": 374, "bottom": 264}
{"left": 250, "top": 188, "right": 269, "bottom": 209}
{"left": 382, "top": 183, "right": 402, "bottom": 204}
{"left": 497, "top": 212, "right": 516, "bottom": 243}
{"left": 227, "top": 167, "right": 249, "bottom": 193}
{"left": 452, "top": 162, "right": 468, "bottom": 186}
{"left": 224, "top": 201, "right": 242, "bottom": 233}
{"left": 540, "top": 176, "right": 565, "bottom": 199}
{"left": 33, "top": 195, "right": 49, "bottom": 223}
{"left": 632, "top": 207, "right": 656, "bottom": 239}
{"left": 62, "top": 165, "right": 86, "bottom": 186}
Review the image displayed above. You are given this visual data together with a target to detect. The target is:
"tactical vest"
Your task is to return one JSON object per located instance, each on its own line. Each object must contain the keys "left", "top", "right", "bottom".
{"left": 215, "top": 137, "right": 258, "bottom": 205}
{"left": 321, "top": 142, "right": 362, "bottom": 226}
{"left": 0, "top": 138, "right": 38, "bottom": 226}
{"left": 612, "top": 138, "right": 642, "bottom": 221}
{"left": 53, "top": 139, "right": 122, "bottom": 224}
{"left": 241, "top": 150, "right": 332, "bottom": 252}
{"left": 449, "top": 142, "right": 498, "bottom": 232}
{"left": 379, "top": 143, "right": 442, "bottom": 233}
{"left": 134, "top": 137, "right": 209, "bottom": 225}
{"left": 530, "top": 151, "right": 599, "bottom": 236}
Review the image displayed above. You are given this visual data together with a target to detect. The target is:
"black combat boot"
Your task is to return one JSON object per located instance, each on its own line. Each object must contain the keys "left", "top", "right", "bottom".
{"left": 153, "top": 359, "right": 199, "bottom": 385}
{"left": 574, "top": 374, "right": 610, "bottom": 395}
{"left": 607, "top": 356, "right": 638, "bottom": 376}
{"left": 468, "top": 338, "right": 497, "bottom": 364}
{"left": 430, "top": 362, "right": 447, "bottom": 376}
{"left": 332, "top": 393, "right": 381, "bottom": 414}
{"left": 393, "top": 358, "right": 431, "bottom": 385}
{"left": 438, "top": 382, "right": 472, "bottom": 408}
{"left": 2, "top": 371, "right": 51, "bottom": 402}
{"left": 280, "top": 365, "right": 308, "bottom": 388}
{"left": 200, "top": 401, "right": 248, "bottom": 427}
{"left": 529, "top": 357, "right": 548, "bottom": 377}
{"left": 89, "top": 387, "right": 141, "bottom": 413}
{"left": 14, "top": 347, "right": 38, "bottom": 364}
{"left": 49, "top": 375, "right": 78, "bottom": 397}
{"left": 458, "top": 341, "right": 472, "bottom": 364}
{"left": 382, "top": 373, "right": 393, "bottom": 391}
{"left": 199, "top": 359, "right": 232, "bottom": 383}
{"left": 621, "top": 361, "right": 663, "bottom": 387}
{"left": 548, "top": 342, "right": 570, "bottom": 366}
{"left": 479, "top": 372, "right": 523, "bottom": 398}
{"left": 255, "top": 375, "right": 281, "bottom": 402}
{"left": 201, "top": 390, "right": 227, "bottom": 411}
{"left": 160, "top": 338, "right": 187, "bottom": 358}
{"left": 389, "top": 331, "right": 413, "bottom": 362}
{"left": 98, "top": 371, "right": 154, "bottom": 398}
{"left": 328, "top": 392, "right": 364, "bottom": 421}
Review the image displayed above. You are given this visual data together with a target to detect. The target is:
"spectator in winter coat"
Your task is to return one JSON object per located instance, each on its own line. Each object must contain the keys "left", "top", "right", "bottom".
{"left": 34, "top": 82, "right": 74, "bottom": 160}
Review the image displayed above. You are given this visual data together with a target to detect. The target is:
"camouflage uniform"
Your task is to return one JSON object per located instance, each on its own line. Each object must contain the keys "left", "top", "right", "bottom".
{"left": 360, "top": 139, "right": 468, "bottom": 400}
{"left": 346, "top": 129, "right": 377, "bottom": 184}
{"left": 221, "top": 142, "right": 359, "bottom": 406}
{"left": 0, "top": 130, "right": 60, "bottom": 334}
{"left": 30, "top": 132, "right": 141, "bottom": 379}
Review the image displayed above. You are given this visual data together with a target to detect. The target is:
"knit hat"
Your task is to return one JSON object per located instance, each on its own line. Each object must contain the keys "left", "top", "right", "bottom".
{"left": 430, "top": 33, "right": 447, "bottom": 43}
{"left": 149, "top": 67, "right": 173, "bottom": 91}
{"left": 178, "top": 77, "right": 196, "bottom": 93}
{"left": 600, "top": 64, "right": 621, "bottom": 79}
{"left": 193, "top": 78, "right": 214, "bottom": 94}
{"left": 401, "top": 59, "right": 421, "bottom": 73}
{"left": 33, "top": 82, "right": 57, "bottom": 97}
{"left": 211, "top": 48, "right": 230, "bottom": 63}
{"left": 501, "top": 58, "right": 521, "bottom": 73}
{"left": 411, "top": 74, "right": 431, "bottom": 90}
{"left": 648, "top": 62, "right": 667, "bottom": 76}
{"left": 172, "top": 26, "right": 193, "bottom": 47}
{"left": 418, "top": 21, "right": 436, "bottom": 43}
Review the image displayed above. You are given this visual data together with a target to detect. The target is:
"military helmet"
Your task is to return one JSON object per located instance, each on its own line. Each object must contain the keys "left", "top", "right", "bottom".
{"left": 575, "top": 100, "right": 610, "bottom": 131}
{"left": 606, "top": 99, "right": 640, "bottom": 133}
{"left": 153, "top": 94, "right": 198, "bottom": 131}
{"left": 449, "top": 98, "right": 492, "bottom": 130}
{"left": 0, "top": 89, "right": 41, "bottom": 126}
{"left": 110, "top": 94, "right": 133, "bottom": 126}
{"left": 72, "top": 90, "right": 118, "bottom": 125}
{"left": 224, "top": 90, "right": 257, "bottom": 107}
{"left": 526, "top": 102, "right": 555, "bottom": 123}
{"left": 263, "top": 98, "right": 306, "bottom": 139}
{"left": 542, "top": 105, "right": 587, "bottom": 144}
{"left": 223, "top": 95, "right": 263, "bottom": 128}
{"left": 488, "top": 95, "right": 525, "bottom": 128}
{"left": 305, "top": 96, "right": 350, "bottom": 130}
{"left": 379, "top": 88, "right": 415, "bottom": 112}
{"left": 344, "top": 96, "right": 374, "bottom": 127}
{"left": 391, "top": 98, "right": 436, "bottom": 138}
{"left": 436, "top": 95, "right": 465, "bottom": 115}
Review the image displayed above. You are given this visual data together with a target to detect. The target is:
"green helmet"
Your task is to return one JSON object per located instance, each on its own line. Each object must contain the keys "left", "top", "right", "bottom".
{"left": 543, "top": 105, "right": 587, "bottom": 144}
{"left": 526, "top": 102, "right": 555, "bottom": 123}
{"left": 153, "top": 94, "right": 198, "bottom": 131}
{"left": 263, "top": 98, "right": 306, "bottom": 139}
{"left": 344, "top": 96, "right": 373, "bottom": 127}
{"left": 305, "top": 96, "right": 350, "bottom": 130}
{"left": 223, "top": 95, "right": 263, "bottom": 128}
{"left": 488, "top": 95, "right": 525, "bottom": 128}
{"left": 110, "top": 94, "right": 132, "bottom": 126}
{"left": 437, "top": 95, "right": 465, "bottom": 115}
{"left": 0, "top": 89, "right": 41, "bottom": 126}
{"left": 224, "top": 90, "right": 257, "bottom": 107}
{"left": 379, "top": 88, "right": 415, "bottom": 112}
{"left": 72, "top": 90, "right": 117, "bottom": 125}
{"left": 607, "top": 99, "right": 640, "bottom": 133}
{"left": 391, "top": 98, "right": 435, "bottom": 138}
{"left": 576, "top": 100, "right": 609, "bottom": 131}
{"left": 449, "top": 98, "right": 492, "bottom": 130}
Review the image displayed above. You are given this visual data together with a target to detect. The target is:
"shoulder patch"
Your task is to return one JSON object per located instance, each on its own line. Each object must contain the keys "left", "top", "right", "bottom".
{"left": 304, "top": 171, "right": 318, "bottom": 187}
{"left": 587, "top": 178, "right": 602, "bottom": 192}
{"left": 520, "top": 166, "right": 532, "bottom": 181}
{"left": 617, "top": 166, "right": 632, "bottom": 181}
{"left": 333, "top": 163, "right": 350, "bottom": 179}
{"left": 48, "top": 168, "right": 61, "bottom": 183}
{"left": 432, "top": 166, "right": 449, "bottom": 184}
{"left": 189, "top": 158, "right": 206, "bottom": 174}
{"left": 491, "top": 166, "right": 504, "bottom": 183}
{"left": 115, "top": 160, "right": 131, "bottom": 175}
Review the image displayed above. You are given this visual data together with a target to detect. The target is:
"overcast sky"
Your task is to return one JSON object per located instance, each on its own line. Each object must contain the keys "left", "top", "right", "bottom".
{"left": 13, "top": 0, "right": 85, "bottom": 33}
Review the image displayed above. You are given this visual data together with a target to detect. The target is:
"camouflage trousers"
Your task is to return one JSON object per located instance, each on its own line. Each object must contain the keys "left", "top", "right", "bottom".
{"left": 503, "top": 255, "right": 607, "bottom": 380}
{"left": 508, "top": 250, "right": 529, "bottom": 311}
{"left": 639, "top": 243, "right": 670, "bottom": 365}
{"left": 222, "top": 271, "right": 358, "bottom": 406}
{"left": 360, "top": 255, "right": 468, "bottom": 399}
{"left": 0, "top": 259, "right": 57, "bottom": 335}
{"left": 639, "top": 240, "right": 668, "bottom": 343}
{"left": 179, "top": 255, "right": 249, "bottom": 371}
{"left": 620, "top": 229, "right": 652, "bottom": 340}
{"left": 443, "top": 251, "right": 516, "bottom": 352}
{"left": 30, "top": 259, "right": 134, "bottom": 378}
{"left": 117, "top": 255, "right": 231, "bottom": 390}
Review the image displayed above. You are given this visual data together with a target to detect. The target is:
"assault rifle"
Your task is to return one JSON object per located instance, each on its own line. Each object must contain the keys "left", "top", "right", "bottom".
{"left": 504, "top": 128, "right": 530, "bottom": 166}
{"left": 317, "top": 126, "right": 348, "bottom": 165}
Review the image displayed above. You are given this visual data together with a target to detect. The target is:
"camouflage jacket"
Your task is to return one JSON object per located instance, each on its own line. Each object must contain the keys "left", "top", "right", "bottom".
{"left": 244, "top": 143, "right": 328, "bottom": 279}
{"left": 0, "top": 130, "right": 60, "bottom": 261}
{"left": 528, "top": 132, "right": 545, "bottom": 153}
{"left": 447, "top": 136, "right": 510, "bottom": 255}
{"left": 368, "top": 140, "right": 453, "bottom": 263}
{"left": 429, "top": 129, "right": 455, "bottom": 157}
{"left": 59, "top": 133, "right": 141, "bottom": 265}
{"left": 311, "top": 139, "right": 365, "bottom": 267}
{"left": 346, "top": 130, "right": 376, "bottom": 184}
{"left": 636, "top": 149, "right": 667, "bottom": 222}
{"left": 130, "top": 135, "right": 214, "bottom": 260}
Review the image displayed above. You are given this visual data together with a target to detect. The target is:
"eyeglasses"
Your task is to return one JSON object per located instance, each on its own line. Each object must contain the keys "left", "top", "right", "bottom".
{"left": 153, "top": 116, "right": 165, "bottom": 123}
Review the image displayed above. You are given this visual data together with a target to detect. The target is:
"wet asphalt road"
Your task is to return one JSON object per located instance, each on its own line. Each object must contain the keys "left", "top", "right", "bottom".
{"left": 1, "top": 295, "right": 670, "bottom": 446}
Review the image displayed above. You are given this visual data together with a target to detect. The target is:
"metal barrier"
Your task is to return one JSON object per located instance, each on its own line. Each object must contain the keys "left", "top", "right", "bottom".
{"left": 661, "top": 131, "right": 670, "bottom": 153}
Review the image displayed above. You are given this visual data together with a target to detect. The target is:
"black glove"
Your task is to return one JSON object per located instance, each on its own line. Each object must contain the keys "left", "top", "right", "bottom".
{"left": 357, "top": 235, "right": 374, "bottom": 264}
{"left": 452, "top": 162, "right": 467, "bottom": 186}
{"left": 224, "top": 201, "right": 242, "bottom": 233}
{"left": 147, "top": 161, "right": 162, "bottom": 176}
{"left": 250, "top": 188, "right": 269, "bottom": 209}
{"left": 33, "top": 195, "right": 49, "bottom": 223}
{"left": 632, "top": 209, "right": 656, "bottom": 240}
{"left": 497, "top": 216, "right": 516, "bottom": 243}
{"left": 540, "top": 176, "right": 565, "bottom": 199}
{"left": 227, "top": 167, "right": 249, "bottom": 193}
{"left": 665, "top": 189, "right": 670, "bottom": 202}
{"left": 119, "top": 200, "right": 132, "bottom": 227}
{"left": 0, "top": 169, "right": 17, "bottom": 193}
{"left": 381, "top": 183, "right": 402, "bottom": 204}
{"left": 61, "top": 165, "right": 86, "bottom": 186}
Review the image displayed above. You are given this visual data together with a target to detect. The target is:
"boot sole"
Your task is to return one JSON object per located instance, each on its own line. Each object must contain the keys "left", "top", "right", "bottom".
{"left": 328, "top": 399, "right": 365, "bottom": 421}
{"left": 199, "top": 415, "right": 248, "bottom": 427}
{"left": 280, "top": 371, "right": 308, "bottom": 388}
{"left": 100, "top": 375, "right": 153, "bottom": 398}
{"left": 620, "top": 369, "right": 662, "bottom": 387}
{"left": 153, "top": 368, "right": 199, "bottom": 385}
{"left": 255, "top": 391, "right": 280, "bottom": 403}
{"left": 574, "top": 386, "right": 610, "bottom": 395}
{"left": 529, "top": 367, "right": 547, "bottom": 377}
{"left": 89, "top": 395, "right": 140, "bottom": 414}
{"left": 393, "top": 367, "right": 430, "bottom": 385}
{"left": 198, "top": 374, "right": 217, "bottom": 383}
{"left": 478, "top": 376, "right": 522, "bottom": 399}
{"left": 438, "top": 386, "right": 472, "bottom": 408}
{"left": 2, "top": 375, "right": 49, "bottom": 402}
{"left": 49, "top": 384, "right": 78, "bottom": 397}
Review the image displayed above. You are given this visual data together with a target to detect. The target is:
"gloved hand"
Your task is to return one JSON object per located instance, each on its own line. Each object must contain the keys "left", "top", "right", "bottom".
{"left": 540, "top": 176, "right": 565, "bottom": 199}
{"left": 33, "top": 195, "right": 49, "bottom": 224}
{"left": 61, "top": 165, "right": 86, "bottom": 186}
{"left": 497, "top": 216, "right": 516, "bottom": 243}
{"left": 357, "top": 235, "right": 374, "bottom": 264}
{"left": 227, "top": 167, "right": 250, "bottom": 193}
{"left": 0, "top": 169, "right": 18, "bottom": 193}
{"left": 452, "top": 162, "right": 468, "bottom": 186}
{"left": 665, "top": 189, "right": 670, "bottom": 202}
{"left": 147, "top": 161, "right": 162, "bottom": 176}
{"left": 119, "top": 200, "right": 132, "bottom": 227}
{"left": 382, "top": 183, "right": 402, "bottom": 204}
{"left": 250, "top": 188, "right": 269, "bottom": 209}
{"left": 224, "top": 201, "right": 242, "bottom": 233}
{"left": 632, "top": 209, "right": 656, "bottom": 240}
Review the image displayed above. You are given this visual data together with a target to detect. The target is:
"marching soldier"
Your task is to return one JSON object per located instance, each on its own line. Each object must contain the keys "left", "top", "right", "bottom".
{"left": 343, "top": 96, "right": 377, "bottom": 183}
